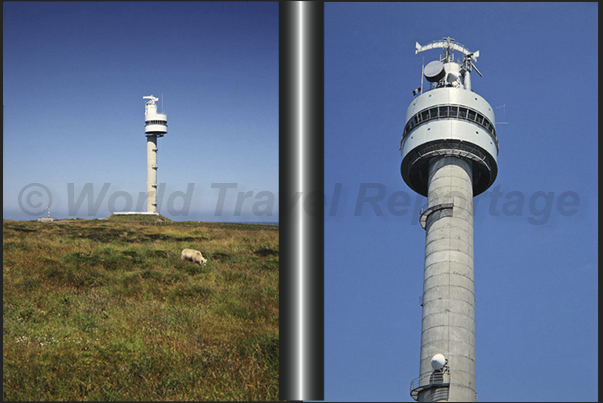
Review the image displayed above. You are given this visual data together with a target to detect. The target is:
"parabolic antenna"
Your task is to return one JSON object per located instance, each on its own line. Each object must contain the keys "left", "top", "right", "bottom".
{"left": 424, "top": 60, "right": 445, "bottom": 82}
{"left": 431, "top": 354, "right": 447, "bottom": 370}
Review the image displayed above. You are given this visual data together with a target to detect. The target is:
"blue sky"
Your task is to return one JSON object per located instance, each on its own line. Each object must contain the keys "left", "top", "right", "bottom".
{"left": 3, "top": 1, "right": 278, "bottom": 222}
{"left": 323, "top": 3, "right": 597, "bottom": 402}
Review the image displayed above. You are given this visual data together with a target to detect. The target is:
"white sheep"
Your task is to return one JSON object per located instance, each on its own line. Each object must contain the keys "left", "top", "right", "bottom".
{"left": 181, "top": 248, "right": 207, "bottom": 265}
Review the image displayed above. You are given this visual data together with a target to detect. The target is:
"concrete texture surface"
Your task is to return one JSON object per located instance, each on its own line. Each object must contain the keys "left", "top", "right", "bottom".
{"left": 418, "top": 156, "right": 476, "bottom": 402}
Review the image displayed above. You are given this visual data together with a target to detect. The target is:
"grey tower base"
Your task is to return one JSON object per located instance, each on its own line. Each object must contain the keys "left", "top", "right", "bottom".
{"left": 146, "top": 135, "right": 158, "bottom": 214}
{"left": 418, "top": 156, "right": 476, "bottom": 402}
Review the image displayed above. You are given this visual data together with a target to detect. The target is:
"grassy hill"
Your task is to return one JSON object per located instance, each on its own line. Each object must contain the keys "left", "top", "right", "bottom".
{"left": 3, "top": 217, "right": 279, "bottom": 400}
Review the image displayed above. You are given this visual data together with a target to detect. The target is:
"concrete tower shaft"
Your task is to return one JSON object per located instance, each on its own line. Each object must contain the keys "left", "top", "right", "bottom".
{"left": 419, "top": 156, "right": 475, "bottom": 402}
{"left": 146, "top": 136, "right": 158, "bottom": 213}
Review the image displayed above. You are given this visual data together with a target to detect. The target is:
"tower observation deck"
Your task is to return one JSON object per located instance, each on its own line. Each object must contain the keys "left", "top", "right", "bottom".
{"left": 401, "top": 37, "right": 499, "bottom": 402}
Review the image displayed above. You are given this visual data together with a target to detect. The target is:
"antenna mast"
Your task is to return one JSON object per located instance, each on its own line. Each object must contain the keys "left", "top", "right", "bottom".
{"left": 415, "top": 36, "right": 482, "bottom": 91}
{"left": 421, "top": 56, "right": 424, "bottom": 94}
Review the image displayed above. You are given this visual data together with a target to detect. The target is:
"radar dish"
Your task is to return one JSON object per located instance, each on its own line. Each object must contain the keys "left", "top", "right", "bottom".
{"left": 431, "top": 354, "right": 447, "bottom": 370}
{"left": 424, "top": 60, "right": 445, "bottom": 82}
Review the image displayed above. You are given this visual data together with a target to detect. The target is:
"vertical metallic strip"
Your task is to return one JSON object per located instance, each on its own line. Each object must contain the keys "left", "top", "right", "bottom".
{"left": 280, "top": 1, "right": 324, "bottom": 400}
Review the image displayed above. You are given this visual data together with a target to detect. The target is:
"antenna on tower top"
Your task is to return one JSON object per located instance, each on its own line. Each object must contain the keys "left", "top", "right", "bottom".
{"left": 415, "top": 37, "right": 482, "bottom": 91}
{"left": 415, "top": 37, "right": 475, "bottom": 61}
{"left": 143, "top": 95, "right": 158, "bottom": 104}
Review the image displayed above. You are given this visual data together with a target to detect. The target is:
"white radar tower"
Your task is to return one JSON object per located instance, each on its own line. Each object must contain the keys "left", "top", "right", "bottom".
{"left": 402, "top": 37, "right": 499, "bottom": 402}
{"left": 143, "top": 95, "right": 168, "bottom": 214}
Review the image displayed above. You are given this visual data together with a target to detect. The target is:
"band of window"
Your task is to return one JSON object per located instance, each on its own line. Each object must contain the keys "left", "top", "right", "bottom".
{"left": 145, "top": 120, "right": 168, "bottom": 127}
{"left": 403, "top": 105, "right": 498, "bottom": 150}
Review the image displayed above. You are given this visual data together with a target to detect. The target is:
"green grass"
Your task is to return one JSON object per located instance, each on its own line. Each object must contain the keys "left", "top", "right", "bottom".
{"left": 3, "top": 218, "right": 279, "bottom": 401}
